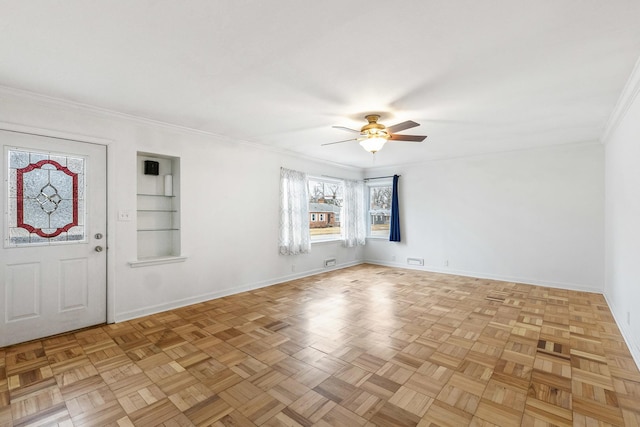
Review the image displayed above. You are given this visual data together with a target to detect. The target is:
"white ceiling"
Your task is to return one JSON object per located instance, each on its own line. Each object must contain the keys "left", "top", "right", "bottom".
{"left": 1, "top": 1, "right": 640, "bottom": 169}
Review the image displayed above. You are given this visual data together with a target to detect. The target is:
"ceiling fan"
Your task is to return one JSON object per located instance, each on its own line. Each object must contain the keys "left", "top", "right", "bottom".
{"left": 323, "top": 114, "right": 427, "bottom": 154}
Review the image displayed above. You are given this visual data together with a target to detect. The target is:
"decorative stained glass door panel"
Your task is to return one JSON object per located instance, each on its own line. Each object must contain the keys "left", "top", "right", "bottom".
{"left": 8, "top": 149, "right": 86, "bottom": 245}
{"left": 1, "top": 130, "right": 107, "bottom": 347}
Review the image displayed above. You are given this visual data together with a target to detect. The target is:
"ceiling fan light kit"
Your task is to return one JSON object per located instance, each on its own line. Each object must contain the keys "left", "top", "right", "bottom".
{"left": 359, "top": 136, "right": 388, "bottom": 153}
{"left": 325, "top": 114, "right": 427, "bottom": 154}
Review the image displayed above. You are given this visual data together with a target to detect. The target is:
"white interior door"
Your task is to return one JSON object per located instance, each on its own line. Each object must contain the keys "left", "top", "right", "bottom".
{"left": 0, "top": 130, "right": 107, "bottom": 347}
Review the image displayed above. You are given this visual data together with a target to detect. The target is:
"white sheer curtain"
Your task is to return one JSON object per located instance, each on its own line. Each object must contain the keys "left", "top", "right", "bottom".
{"left": 342, "top": 179, "right": 366, "bottom": 247}
{"left": 279, "top": 167, "right": 311, "bottom": 255}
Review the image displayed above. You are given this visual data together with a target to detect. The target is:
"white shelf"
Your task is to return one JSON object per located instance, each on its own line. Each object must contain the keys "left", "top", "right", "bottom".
{"left": 136, "top": 154, "right": 181, "bottom": 260}
{"left": 129, "top": 255, "right": 187, "bottom": 268}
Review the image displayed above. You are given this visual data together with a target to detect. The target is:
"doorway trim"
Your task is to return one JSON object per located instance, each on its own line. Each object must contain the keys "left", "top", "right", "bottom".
{"left": 0, "top": 120, "right": 116, "bottom": 325}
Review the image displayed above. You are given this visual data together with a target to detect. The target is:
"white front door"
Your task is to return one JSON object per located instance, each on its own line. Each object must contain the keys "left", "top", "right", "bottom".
{"left": 0, "top": 130, "right": 107, "bottom": 347}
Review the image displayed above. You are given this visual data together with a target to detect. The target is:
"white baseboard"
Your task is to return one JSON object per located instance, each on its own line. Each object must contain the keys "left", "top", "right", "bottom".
{"left": 365, "top": 259, "right": 637, "bottom": 370}
{"left": 364, "top": 259, "right": 603, "bottom": 293}
{"left": 603, "top": 294, "right": 640, "bottom": 369}
{"left": 114, "top": 260, "right": 363, "bottom": 322}
{"left": 114, "top": 259, "right": 638, "bottom": 372}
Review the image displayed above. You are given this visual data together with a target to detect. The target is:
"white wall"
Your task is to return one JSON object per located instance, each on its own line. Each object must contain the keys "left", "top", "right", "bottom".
{"left": 603, "top": 62, "right": 640, "bottom": 363}
{"left": 364, "top": 143, "right": 605, "bottom": 292}
{"left": 0, "top": 88, "right": 364, "bottom": 322}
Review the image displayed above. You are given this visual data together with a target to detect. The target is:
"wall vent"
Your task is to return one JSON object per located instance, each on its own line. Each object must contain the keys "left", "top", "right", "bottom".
{"left": 324, "top": 258, "right": 337, "bottom": 268}
{"left": 407, "top": 257, "right": 424, "bottom": 266}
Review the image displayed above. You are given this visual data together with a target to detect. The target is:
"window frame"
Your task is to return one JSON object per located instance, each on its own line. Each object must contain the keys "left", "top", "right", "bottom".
{"left": 308, "top": 175, "right": 344, "bottom": 243}
{"left": 366, "top": 179, "right": 393, "bottom": 239}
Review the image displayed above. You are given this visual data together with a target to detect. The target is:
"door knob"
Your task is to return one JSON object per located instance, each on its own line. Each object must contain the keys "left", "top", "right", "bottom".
{"left": 95, "top": 246, "right": 103, "bottom": 252}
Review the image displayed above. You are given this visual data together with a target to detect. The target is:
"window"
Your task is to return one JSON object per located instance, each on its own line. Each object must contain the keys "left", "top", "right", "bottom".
{"left": 367, "top": 182, "right": 392, "bottom": 238}
{"left": 7, "top": 148, "right": 87, "bottom": 246}
{"left": 308, "top": 177, "right": 343, "bottom": 241}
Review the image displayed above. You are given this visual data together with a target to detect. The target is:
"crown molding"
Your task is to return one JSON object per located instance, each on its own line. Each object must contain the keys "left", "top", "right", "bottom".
{"left": 0, "top": 85, "right": 227, "bottom": 139}
{"left": 0, "top": 120, "right": 113, "bottom": 146}
{"left": 601, "top": 56, "right": 640, "bottom": 144}
{"left": 0, "top": 85, "right": 363, "bottom": 174}
{"left": 362, "top": 139, "right": 602, "bottom": 173}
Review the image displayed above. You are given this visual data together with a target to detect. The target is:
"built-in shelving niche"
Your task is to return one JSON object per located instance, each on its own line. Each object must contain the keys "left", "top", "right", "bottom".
{"left": 135, "top": 152, "right": 181, "bottom": 261}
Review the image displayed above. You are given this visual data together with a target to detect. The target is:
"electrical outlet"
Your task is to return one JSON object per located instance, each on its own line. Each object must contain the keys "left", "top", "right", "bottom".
{"left": 391, "top": 255, "right": 396, "bottom": 262}
{"left": 291, "top": 264, "right": 296, "bottom": 272}
{"left": 627, "top": 311, "right": 631, "bottom": 326}
{"left": 445, "top": 260, "right": 449, "bottom": 267}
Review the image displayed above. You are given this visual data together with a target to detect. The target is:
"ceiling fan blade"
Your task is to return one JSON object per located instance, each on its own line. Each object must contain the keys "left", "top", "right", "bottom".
{"left": 389, "top": 134, "right": 427, "bottom": 142}
{"left": 332, "top": 125, "right": 361, "bottom": 134}
{"left": 321, "top": 138, "right": 358, "bottom": 146}
{"left": 387, "top": 120, "right": 420, "bottom": 134}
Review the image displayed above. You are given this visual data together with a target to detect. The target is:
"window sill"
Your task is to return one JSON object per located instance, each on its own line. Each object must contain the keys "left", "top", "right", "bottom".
{"left": 311, "top": 238, "right": 342, "bottom": 245}
{"left": 129, "top": 255, "right": 187, "bottom": 268}
{"left": 366, "top": 236, "right": 389, "bottom": 240}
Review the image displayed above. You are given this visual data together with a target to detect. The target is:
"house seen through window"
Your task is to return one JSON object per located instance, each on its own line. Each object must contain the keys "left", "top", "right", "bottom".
{"left": 308, "top": 178, "right": 343, "bottom": 241}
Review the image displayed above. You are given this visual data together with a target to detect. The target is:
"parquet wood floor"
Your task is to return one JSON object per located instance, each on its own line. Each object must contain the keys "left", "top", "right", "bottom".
{"left": 1, "top": 264, "right": 639, "bottom": 426}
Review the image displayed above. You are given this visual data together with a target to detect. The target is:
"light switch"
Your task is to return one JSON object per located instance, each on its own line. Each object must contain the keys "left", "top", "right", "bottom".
{"left": 118, "top": 210, "right": 132, "bottom": 221}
